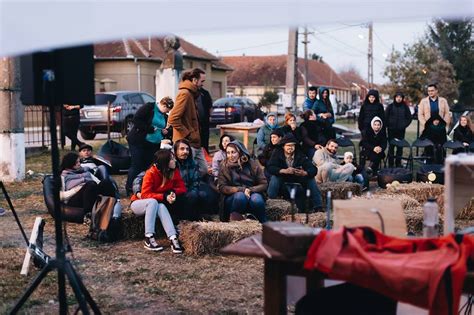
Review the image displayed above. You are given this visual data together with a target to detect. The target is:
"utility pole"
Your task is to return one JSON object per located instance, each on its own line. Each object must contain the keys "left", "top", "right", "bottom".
{"left": 0, "top": 57, "right": 25, "bottom": 181}
{"left": 367, "top": 21, "right": 374, "bottom": 88}
{"left": 301, "top": 27, "right": 313, "bottom": 96}
{"left": 286, "top": 27, "right": 299, "bottom": 111}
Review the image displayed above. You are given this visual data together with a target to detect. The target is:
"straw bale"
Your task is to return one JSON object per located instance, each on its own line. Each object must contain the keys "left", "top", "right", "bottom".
{"left": 353, "top": 194, "right": 420, "bottom": 211}
{"left": 456, "top": 198, "right": 474, "bottom": 220}
{"left": 319, "top": 182, "right": 362, "bottom": 204}
{"left": 178, "top": 221, "right": 261, "bottom": 256}
{"left": 383, "top": 182, "right": 444, "bottom": 210}
{"left": 281, "top": 212, "right": 329, "bottom": 229}
{"left": 121, "top": 209, "right": 166, "bottom": 240}
{"left": 265, "top": 199, "right": 292, "bottom": 221}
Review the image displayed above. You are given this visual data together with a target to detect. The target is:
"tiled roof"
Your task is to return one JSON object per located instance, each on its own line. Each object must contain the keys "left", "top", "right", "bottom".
{"left": 222, "top": 55, "right": 350, "bottom": 89}
{"left": 338, "top": 70, "right": 369, "bottom": 88}
{"left": 94, "top": 36, "right": 232, "bottom": 71}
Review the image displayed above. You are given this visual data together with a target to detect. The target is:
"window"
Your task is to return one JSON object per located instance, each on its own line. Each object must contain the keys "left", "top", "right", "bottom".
{"left": 95, "top": 94, "right": 117, "bottom": 105}
{"left": 141, "top": 93, "right": 156, "bottom": 104}
{"left": 212, "top": 81, "right": 222, "bottom": 99}
{"left": 129, "top": 94, "right": 144, "bottom": 104}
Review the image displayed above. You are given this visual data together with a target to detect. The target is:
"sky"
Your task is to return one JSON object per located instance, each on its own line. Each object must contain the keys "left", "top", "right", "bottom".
{"left": 180, "top": 19, "right": 432, "bottom": 85}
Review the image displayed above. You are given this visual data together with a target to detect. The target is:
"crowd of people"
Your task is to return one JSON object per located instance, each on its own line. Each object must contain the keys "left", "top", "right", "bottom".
{"left": 58, "top": 68, "right": 473, "bottom": 253}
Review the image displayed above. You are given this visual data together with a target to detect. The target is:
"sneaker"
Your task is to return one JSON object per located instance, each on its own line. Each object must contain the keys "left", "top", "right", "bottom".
{"left": 144, "top": 236, "right": 164, "bottom": 251}
{"left": 0, "top": 208, "right": 6, "bottom": 216}
{"left": 170, "top": 237, "right": 183, "bottom": 254}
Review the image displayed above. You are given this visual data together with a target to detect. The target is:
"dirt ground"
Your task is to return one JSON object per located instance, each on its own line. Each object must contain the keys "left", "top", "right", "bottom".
{"left": 0, "top": 152, "right": 265, "bottom": 314}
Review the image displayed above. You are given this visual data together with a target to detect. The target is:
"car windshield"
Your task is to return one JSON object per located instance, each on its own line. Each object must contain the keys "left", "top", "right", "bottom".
{"left": 213, "top": 98, "right": 240, "bottom": 107}
{"left": 95, "top": 94, "right": 117, "bottom": 105}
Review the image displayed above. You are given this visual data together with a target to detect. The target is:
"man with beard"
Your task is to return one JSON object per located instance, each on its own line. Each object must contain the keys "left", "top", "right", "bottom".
{"left": 418, "top": 84, "right": 450, "bottom": 132}
{"left": 313, "top": 139, "right": 355, "bottom": 184}
{"left": 302, "top": 86, "right": 318, "bottom": 110}
{"left": 267, "top": 134, "right": 323, "bottom": 212}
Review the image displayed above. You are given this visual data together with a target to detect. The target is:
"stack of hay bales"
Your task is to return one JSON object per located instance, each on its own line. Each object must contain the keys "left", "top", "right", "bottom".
{"left": 178, "top": 221, "right": 261, "bottom": 255}
{"left": 281, "top": 212, "right": 328, "bottom": 228}
{"left": 266, "top": 199, "right": 292, "bottom": 221}
{"left": 319, "top": 182, "right": 362, "bottom": 204}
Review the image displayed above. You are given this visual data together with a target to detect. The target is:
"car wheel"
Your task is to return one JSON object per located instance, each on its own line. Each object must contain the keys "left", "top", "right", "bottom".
{"left": 80, "top": 130, "right": 96, "bottom": 140}
{"left": 122, "top": 116, "right": 134, "bottom": 137}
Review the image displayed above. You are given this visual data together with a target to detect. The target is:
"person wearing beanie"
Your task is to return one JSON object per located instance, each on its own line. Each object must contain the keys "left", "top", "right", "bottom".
{"left": 341, "top": 151, "right": 368, "bottom": 188}
{"left": 267, "top": 134, "right": 323, "bottom": 212}
{"left": 420, "top": 114, "right": 447, "bottom": 164}
{"left": 358, "top": 89, "right": 385, "bottom": 135}
{"left": 360, "top": 116, "right": 387, "bottom": 175}
{"left": 385, "top": 92, "right": 412, "bottom": 167}
{"left": 256, "top": 112, "right": 278, "bottom": 155}
{"left": 217, "top": 141, "right": 267, "bottom": 223}
{"left": 258, "top": 129, "right": 284, "bottom": 181}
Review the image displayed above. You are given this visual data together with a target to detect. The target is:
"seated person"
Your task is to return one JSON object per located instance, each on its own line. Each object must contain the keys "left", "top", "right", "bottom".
{"left": 217, "top": 141, "right": 267, "bottom": 223}
{"left": 453, "top": 115, "right": 473, "bottom": 154}
{"left": 130, "top": 172, "right": 183, "bottom": 253}
{"left": 360, "top": 117, "right": 387, "bottom": 175}
{"left": 258, "top": 129, "right": 284, "bottom": 181}
{"left": 313, "top": 87, "right": 336, "bottom": 143}
{"left": 341, "top": 152, "right": 367, "bottom": 188}
{"left": 256, "top": 112, "right": 278, "bottom": 155}
{"left": 140, "top": 149, "right": 194, "bottom": 224}
{"left": 278, "top": 113, "right": 303, "bottom": 146}
{"left": 300, "top": 109, "right": 324, "bottom": 159}
{"left": 267, "top": 134, "right": 323, "bottom": 212}
{"left": 60, "top": 152, "right": 120, "bottom": 219}
{"left": 420, "top": 114, "right": 447, "bottom": 164}
{"left": 211, "top": 134, "right": 235, "bottom": 178}
{"left": 174, "top": 139, "right": 217, "bottom": 218}
{"left": 313, "top": 139, "right": 355, "bottom": 184}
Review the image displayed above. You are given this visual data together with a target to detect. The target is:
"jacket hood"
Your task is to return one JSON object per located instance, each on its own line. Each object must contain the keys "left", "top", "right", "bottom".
{"left": 318, "top": 87, "right": 330, "bottom": 101}
{"left": 371, "top": 116, "right": 383, "bottom": 130}
{"left": 178, "top": 80, "right": 199, "bottom": 96}
{"left": 228, "top": 140, "right": 250, "bottom": 158}
{"left": 264, "top": 112, "right": 278, "bottom": 129}
{"left": 365, "top": 89, "right": 380, "bottom": 104}
{"left": 426, "top": 113, "right": 446, "bottom": 128}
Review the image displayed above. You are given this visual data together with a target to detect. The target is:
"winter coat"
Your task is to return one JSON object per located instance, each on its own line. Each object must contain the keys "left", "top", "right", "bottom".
{"left": 360, "top": 117, "right": 387, "bottom": 154}
{"left": 267, "top": 147, "right": 317, "bottom": 184}
{"left": 303, "top": 97, "right": 316, "bottom": 111}
{"left": 385, "top": 101, "right": 412, "bottom": 131}
{"left": 197, "top": 87, "right": 213, "bottom": 151}
{"left": 300, "top": 120, "right": 324, "bottom": 152}
{"left": 420, "top": 114, "right": 447, "bottom": 146}
{"left": 168, "top": 80, "right": 201, "bottom": 148}
{"left": 127, "top": 102, "right": 171, "bottom": 145}
{"left": 177, "top": 157, "right": 201, "bottom": 191}
{"left": 61, "top": 167, "right": 95, "bottom": 191}
{"left": 211, "top": 150, "right": 226, "bottom": 177}
{"left": 278, "top": 125, "right": 304, "bottom": 146}
{"left": 218, "top": 160, "right": 267, "bottom": 195}
{"left": 358, "top": 90, "right": 385, "bottom": 132}
{"left": 418, "top": 96, "right": 450, "bottom": 132}
{"left": 312, "top": 87, "right": 335, "bottom": 125}
{"left": 258, "top": 143, "right": 278, "bottom": 167}
{"left": 453, "top": 125, "right": 473, "bottom": 144}
{"left": 134, "top": 166, "right": 186, "bottom": 202}
{"left": 256, "top": 113, "right": 278, "bottom": 150}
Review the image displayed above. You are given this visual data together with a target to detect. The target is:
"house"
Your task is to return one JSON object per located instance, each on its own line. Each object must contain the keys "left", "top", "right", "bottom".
{"left": 222, "top": 55, "right": 352, "bottom": 110}
{"left": 94, "top": 36, "right": 232, "bottom": 99}
{"left": 338, "top": 69, "right": 371, "bottom": 105}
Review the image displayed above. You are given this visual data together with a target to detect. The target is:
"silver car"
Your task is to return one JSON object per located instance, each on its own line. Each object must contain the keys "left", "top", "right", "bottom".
{"left": 79, "top": 91, "right": 155, "bottom": 140}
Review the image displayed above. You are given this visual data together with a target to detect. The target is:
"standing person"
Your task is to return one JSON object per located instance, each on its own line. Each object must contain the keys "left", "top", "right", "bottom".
{"left": 329, "top": 90, "right": 338, "bottom": 117}
{"left": 217, "top": 141, "right": 267, "bottom": 223}
{"left": 420, "top": 114, "right": 447, "bottom": 164}
{"left": 453, "top": 115, "right": 474, "bottom": 154}
{"left": 300, "top": 109, "right": 324, "bottom": 158}
{"left": 256, "top": 112, "right": 278, "bottom": 155}
{"left": 168, "top": 68, "right": 208, "bottom": 177}
{"left": 418, "top": 84, "right": 451, "bottom": 132}
{"left": 212, "top": 134, "right": 235, "bottom": 178}
{"left": 303, "top": 86, "right": 318, "bottom": 110}
{"left": 125, "top": 97, "right": 174, "bottom": 195}
{"left": 62, "top": 104, "right": 84, "bottom": 151}
{"left": 358, "top": 89, "right": 385, "bottom": 135}
{"left": 360, "top": 117, "right": 387, "bottom": 175}
{"left": 385, "top": 92, "right": 412, "bottom": 167}
{"left": 312, "top": 87, "right": 336, "bottom": 145}
{"left": 197, "top": 87, "right": 213, "bottom": 153}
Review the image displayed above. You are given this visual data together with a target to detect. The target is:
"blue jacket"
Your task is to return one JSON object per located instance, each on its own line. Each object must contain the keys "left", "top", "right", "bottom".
{"left": 303, "top": 97, "right": 316, "bottom": 111}
{"left": 312, "top": 87, "right": 335, "bottom": 125}
{"left": 256, "top": 113, "right": 278, "bottom": 150}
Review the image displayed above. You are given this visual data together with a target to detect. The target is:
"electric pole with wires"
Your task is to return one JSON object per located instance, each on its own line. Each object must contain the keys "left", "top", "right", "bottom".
{"left": 286, "top": 27, "right": 299, "bottom": 112}
{"left": 301, "top": 27, "right": 313, "bottom": 96}
{"left": 367, "top": 21, "right": 374, "bottom": 88}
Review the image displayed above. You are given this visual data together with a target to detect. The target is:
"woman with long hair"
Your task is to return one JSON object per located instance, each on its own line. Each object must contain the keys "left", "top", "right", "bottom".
{"left": 217, "top": 141, "right": 268, "bottom": 222}
{"left": 279, "top": 112, "right": 303, "bottom": 146}
{"left": 211, "top": 134, "right": 235, "bottom": 178}
{"left": 453, "top": 115, "right": 474, "bottom": 154}
{"left": 132, "top": 149, "right": 185, "bottom": 252}
{"left": 300, "top": 109, "right": 324, "bottom": 158}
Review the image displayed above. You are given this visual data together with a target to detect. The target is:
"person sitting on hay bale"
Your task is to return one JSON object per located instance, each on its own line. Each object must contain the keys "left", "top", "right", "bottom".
{"left": 360, "top": 116, "right": 387, "bottom": 175}
{"left": 217, "top": 141, "right": 268, "bottom": 222}
{"left": 130, "top": 171, "right": 183, "bottom": 253}
{"left": 258, "top": 129, "right": 284, "bottom": 181}
{"left": 256, "top": 112, "right": 278, "bottom": 155}
{"left": 267, "top": 134, "right": 323, "bottom": 212}
{"left": 211, "top": 134, "right": 235, "bottom": 178}
{"left": 452, "top": 115, "right": 473, "bottom": 154}
{"left": 420, "top": 113, "right": 447, "bottom": 164}
{"left": 313, "top": 139, "right": 355, "bottom": 184}
{"left": 340, "top": 152, "right": 367, "bottom": 188}
{"left": 174, "top": 139, "right": 218, "bottom": 219}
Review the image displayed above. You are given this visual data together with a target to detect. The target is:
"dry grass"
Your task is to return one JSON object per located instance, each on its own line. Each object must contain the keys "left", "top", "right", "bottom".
{"left": 281, "top": 212, "right": 329, "bottom": 228}
{"left": 265, "top": 199, "right": 292, "bottom": 221}
{"left": 319, "top": 182, "right": 362, "bottom": 204}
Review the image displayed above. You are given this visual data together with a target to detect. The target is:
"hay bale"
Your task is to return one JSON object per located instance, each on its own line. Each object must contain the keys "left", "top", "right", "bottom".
{"left": 121, "top": 209, "right": 166, "bottom": 240}
{"left": 281, "top": 213, "right": 329, "bottom": 228}
{"left": 178, "top": 221, "right": 261, "bottom": 256}
{"left": 266, "top": 199, "right": 292, "bottom": 221}
{"left": 456, "top": 198, "right": 474, "bottom": 220}
{"left": 319, "top": 182, "right": 362, "bottom": 204}
{"left": 354, "top": 194, "right": 420, "bottom": 211}
{"left": 384, "top": 182, "right": 444, "bottom": 210}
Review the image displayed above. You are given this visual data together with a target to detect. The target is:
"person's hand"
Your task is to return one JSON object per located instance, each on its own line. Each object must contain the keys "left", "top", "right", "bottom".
{"left": 162, "top": 129, "right": 169, "bottom": 135}
{"left": 315, "top": 144, "right": 323, "bottom": 150}
{"left": 463, "top": 142, "right": 469, "bottom": 147}
{"left": 289, "top": 122, "right": 297, "bottom": 130}
{"left": 280, "top": 168, "right": 295, "bottom": 175}
{"left": 207, "top": 167, "right": 213, "bottom": 175}
{"left": 167, "top": 191, "right": 176, "bottom": 204}
{"left": 294, "top": 169, "right": 308, "bottom": 177}
{"left": 244, "top": 188, "right": 251, "bottom": 198}
{"left": 136, "top": 192, "right": 142, "bottom": 199}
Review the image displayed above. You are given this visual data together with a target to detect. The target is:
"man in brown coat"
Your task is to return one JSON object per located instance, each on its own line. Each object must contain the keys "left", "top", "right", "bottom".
{"left": 168, "top": 68, "right": 208, "bottom": 176}
{"left": 418, "top": 84, "right": 450, "bottom": 132}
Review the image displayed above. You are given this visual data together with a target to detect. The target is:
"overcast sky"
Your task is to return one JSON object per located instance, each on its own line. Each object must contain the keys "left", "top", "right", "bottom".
{"left": 180, "top": 19, "right": 432, "bottom": 85}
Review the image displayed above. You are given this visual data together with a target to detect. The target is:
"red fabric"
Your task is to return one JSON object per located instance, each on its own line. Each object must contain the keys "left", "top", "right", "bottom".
{"left": 131, "top": 166, "right": 186, "bottom": 202}
{"left": 304, "top": 227, "right": 474, "bottom": 315}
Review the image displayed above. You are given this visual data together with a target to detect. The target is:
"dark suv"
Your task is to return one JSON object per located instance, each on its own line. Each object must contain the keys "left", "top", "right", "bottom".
{"left": 210, "top": 97, "right": 264, "bottom": 125}
{"left": 79, "top": 91, "right": 155, "bottom": 140}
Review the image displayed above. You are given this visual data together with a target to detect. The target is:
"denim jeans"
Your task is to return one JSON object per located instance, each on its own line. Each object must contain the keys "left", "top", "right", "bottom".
{"left": 267, "top": 175, "right": 322, "bottom": 211}
{"left": 131, "top": 198, "right": 177, "bottom": 238}
{"left": 224, "top": 192, "right": 267, "bottom": 223}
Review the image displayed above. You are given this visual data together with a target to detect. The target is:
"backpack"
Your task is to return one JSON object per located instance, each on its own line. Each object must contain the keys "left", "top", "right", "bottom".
{"left": 88, "top": 195, "right": 122, "bottom": 242}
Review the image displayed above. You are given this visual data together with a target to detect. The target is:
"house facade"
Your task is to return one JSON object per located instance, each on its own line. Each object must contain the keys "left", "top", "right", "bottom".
{"left": 94, "top": 37, "right": 232, "bottom": 100}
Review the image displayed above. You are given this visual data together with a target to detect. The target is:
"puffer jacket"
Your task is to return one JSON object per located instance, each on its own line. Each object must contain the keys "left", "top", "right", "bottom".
{"left": 385, "top": 101, "right": 412, "bottom": 131}
{"left": 358, "top": 89, "right": 385, "bottom": 132}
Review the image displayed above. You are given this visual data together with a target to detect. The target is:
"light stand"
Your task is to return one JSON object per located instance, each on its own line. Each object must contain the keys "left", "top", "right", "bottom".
{"left": 11, "top": 63, "right": 100, "bottom": 314}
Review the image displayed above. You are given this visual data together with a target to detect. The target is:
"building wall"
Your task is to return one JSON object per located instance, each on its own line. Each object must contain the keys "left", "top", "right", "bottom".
{"left": 209, "top": 70, "right": 228, "bottom": 100}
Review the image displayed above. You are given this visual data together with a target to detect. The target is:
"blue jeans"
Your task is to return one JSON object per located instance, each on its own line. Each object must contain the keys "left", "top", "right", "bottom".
{"left": 348, "top": 174, "right": 365, "bottom": 185}
{"left": 267, "top": 175, "right": 322, "bottom": 211}
{"left": 224, "top": 192, "right": 267, "bottom": 223}
{"left": 131, "top": 198, "right": 177, "bottom": 238}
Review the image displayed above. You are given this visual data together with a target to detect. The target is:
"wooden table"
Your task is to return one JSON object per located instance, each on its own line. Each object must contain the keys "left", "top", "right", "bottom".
{"left": 217, "top": 122, "right": 262, "bottom": 149}
{"left": 222, "top": 234, "right": 474, "bottom": 315}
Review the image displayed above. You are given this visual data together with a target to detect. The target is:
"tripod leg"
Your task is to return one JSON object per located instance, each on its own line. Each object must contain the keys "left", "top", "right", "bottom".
{"left": 63, "top": 262, "right": 90, "bottom": 315}
{"left": 65, "top": 261, "right": 101, "bottom": 314}
{"left": 10, "top": 263, "right": 52, "bottom": 314}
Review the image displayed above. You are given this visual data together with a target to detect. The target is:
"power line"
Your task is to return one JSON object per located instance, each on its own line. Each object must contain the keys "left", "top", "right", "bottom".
{"left": 373, "top": 30, "right": 392, "bottom": 51}
{"left": 217, "top": 40, "right": 288, "bottom": 54}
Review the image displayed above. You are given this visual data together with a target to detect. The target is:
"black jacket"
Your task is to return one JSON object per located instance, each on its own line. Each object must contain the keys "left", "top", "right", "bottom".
{"left": 278, "top": 125, "right": 304, "bottom": 146}
{"left": 358, "top": 103, "right": 385, "bottom": 132}
{"left": 126, "top": 102, "right": 171, "bottom": 145}
{"left": 420, "top": 115, "right": 447, "bottom": 146}
{"left": 267, "top": 147, "right": 317, "bottom": 184}
{"left": 300, "top": 120, "right": 324, "bottom": 151}
{"left": 453, "top": 125, "right": 473, "bottom": 144}
{"left": 198, "top": 88, "right": 213, "bottom": 151}
{"left": 361, "top": 128, "right": 387, "bottom": 153}
{"left": 385, "top": 101, "right": 412, "bottom": 131}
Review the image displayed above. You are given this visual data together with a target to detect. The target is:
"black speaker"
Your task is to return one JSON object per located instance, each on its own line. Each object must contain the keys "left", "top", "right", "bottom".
{"left": 20, "top": 45, "right": 95, "bottom": 106}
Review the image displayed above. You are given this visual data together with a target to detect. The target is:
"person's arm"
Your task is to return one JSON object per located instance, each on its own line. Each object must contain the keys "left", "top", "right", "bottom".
{"left": 404, "top": 105, "right": 412, "bottom": 129}
{"left": 140, "top": 170, "right": 165, "bottom": 201}
{"left": 256, "top": 128, "right": 266, "bottom": 148}
{"left": 358, "top": 105, "right": 365, "bottom": 131}
{"left": 380, "top": 130, "right": 388, "bottom": 151}
{"left": 172, "top": 170, "right": 187, "bottom": 195}
{"left": 301, "top": 125, "right": 316, "bottom": 148}
{"left": 302, "top": 156, "right": 318, "bottom": 177}
{"left": 312, "top": 149, "right": 325, "bottom": 167}
{"left": 249, "top": 162, "right": 268, "bottom": 193}
{"left": 441, "top": 98, "right": 451, "bottom": 127}
{"left": 217, "top": 168, "right": 243, "bottom": 195}
{"left": 167, "top": 93, "right": 190, "bottom": 138}
{"left": 133, "top": 103, "right": 154, "bottom": 133}
{"left": 418, "top": 100, "right": 426, "bottom": 128}
{"left": 266, "top": 149, "right": 283, "bottom": 176}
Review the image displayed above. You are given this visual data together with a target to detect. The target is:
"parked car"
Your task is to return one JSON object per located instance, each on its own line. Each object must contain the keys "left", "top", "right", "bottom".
{"left": 79, "top": 91, "right": 155, "bottom": 140}
{"left": 209, "top": 97, "right": 264, "bottom": 125}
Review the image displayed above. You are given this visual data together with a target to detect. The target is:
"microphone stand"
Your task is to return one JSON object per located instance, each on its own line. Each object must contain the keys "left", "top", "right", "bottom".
{"left": 305, "top": 189, "right": 311, "bottom": 225}
{"left": 290, "top": 187, "right": 296, "bottom": 222}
